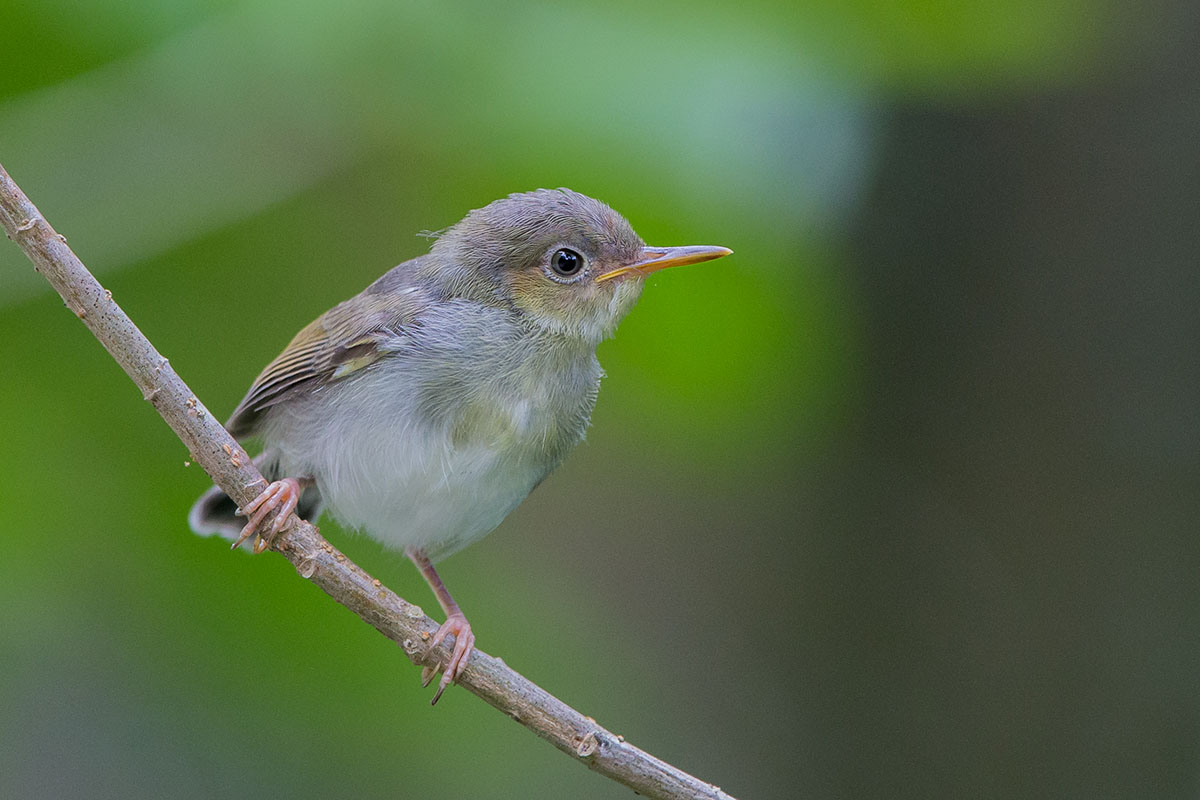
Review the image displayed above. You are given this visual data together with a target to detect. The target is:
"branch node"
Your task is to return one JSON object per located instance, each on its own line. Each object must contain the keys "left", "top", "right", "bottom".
{"left": 16, "top": 216, "right": 37, "bottom": 232}
{"left": 577, "top": 731, "right": 600, "bottom": 758}
{"left": 185, "top": 395, "right": 205, "bottom": 418}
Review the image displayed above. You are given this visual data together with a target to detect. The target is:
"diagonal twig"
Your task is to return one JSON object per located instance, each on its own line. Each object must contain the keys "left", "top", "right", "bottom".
{"left": 0, "top": 160, "right": 737, "bottom": 800}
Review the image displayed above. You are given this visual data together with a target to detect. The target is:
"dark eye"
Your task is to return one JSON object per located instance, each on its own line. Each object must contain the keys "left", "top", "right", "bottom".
{"left": 551, "top": 248, "right": 583, "bottom": 277}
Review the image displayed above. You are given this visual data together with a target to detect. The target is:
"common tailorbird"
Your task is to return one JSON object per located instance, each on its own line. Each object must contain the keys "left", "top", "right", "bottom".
{"left": 189, "top": 188, "right": 732, "bottom": 702}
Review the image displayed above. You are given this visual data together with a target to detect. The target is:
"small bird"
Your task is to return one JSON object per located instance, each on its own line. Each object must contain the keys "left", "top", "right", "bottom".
{"left": 189, "top": 188, "right": 731, "bottom": 702}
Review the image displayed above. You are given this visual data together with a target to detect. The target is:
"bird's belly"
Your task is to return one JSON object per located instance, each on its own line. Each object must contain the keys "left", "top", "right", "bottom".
{"left": 321, "top": 426, "right": 549, "bottom": 559}
{"left": 265, "top": 340, "right": 599, "bottom": 560}
{"left": 274, "top": 381, "right": 573, "bottom": 561}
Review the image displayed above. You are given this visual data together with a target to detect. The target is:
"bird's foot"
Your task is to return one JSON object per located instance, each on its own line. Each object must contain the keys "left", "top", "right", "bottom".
{"left": 420, "top": 612, "right": 475, "bottom": 705}
{"left": 232, "top": 477, "right": 302, "bottom": 553}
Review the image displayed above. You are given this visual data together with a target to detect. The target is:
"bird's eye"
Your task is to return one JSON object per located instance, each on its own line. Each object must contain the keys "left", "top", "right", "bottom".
{"left": 551, "top": 248, "right": 583, "bottom": 277}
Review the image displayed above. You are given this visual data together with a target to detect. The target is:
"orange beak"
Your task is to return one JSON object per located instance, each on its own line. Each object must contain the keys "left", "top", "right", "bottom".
{"left": 594, "top": 244, "right": 733, "bottom": 283}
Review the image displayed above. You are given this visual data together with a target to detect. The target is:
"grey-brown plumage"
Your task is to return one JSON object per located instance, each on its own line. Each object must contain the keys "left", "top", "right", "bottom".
{"left": 188, "top": 188, "right": 731, "bottom": 702}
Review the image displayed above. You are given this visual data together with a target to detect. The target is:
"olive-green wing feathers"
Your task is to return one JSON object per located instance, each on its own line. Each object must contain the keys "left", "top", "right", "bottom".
{"left": 226, "top": 270, "right": 429, "bottom": 438}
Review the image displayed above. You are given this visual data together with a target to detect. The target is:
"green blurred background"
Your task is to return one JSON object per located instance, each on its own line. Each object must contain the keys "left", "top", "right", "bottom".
{"left": 2, "top": 1, "right": 1196, "bottom": 797}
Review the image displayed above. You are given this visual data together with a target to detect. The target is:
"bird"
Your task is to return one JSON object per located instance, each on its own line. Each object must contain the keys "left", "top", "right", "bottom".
{"left": 189, "top": 188, "right": 731, "bottom": 703}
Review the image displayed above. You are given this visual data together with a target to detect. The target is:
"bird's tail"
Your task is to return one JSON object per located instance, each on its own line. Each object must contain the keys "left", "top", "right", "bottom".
{"left": 188, "top": 449, "right": 323, "bottom": 543}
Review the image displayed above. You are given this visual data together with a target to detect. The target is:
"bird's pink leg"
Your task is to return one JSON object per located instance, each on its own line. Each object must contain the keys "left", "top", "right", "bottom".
{"left": 232, "top": 477, "right": 310, "bottom": 553}
{"left": 408, "top": 549, "right": 476, "bottom": 705}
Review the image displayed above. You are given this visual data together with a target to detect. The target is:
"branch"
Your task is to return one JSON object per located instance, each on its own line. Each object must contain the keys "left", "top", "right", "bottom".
{"left": 0, "top": 161, "right": 737, "bottom": 800}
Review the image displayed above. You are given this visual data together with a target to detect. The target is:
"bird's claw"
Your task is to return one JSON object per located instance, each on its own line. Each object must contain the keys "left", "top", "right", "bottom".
{"left": 231, "top": 478, "right": 301, "bottom": 552}
{"left": 424, "top": 613, "right": 475, "bottom": 705}
{"left": 420, "top": 665, "right": 437, "bottom": 688}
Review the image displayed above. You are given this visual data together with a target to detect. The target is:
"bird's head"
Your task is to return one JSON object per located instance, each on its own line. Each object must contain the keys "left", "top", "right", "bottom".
{"left": 428, "top": 188, "right": 731, "bottom": 343}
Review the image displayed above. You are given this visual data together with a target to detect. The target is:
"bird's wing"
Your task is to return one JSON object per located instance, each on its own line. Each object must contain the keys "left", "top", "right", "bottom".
{"left": 226, "top": 260, "right": 431, "bottom": 438}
